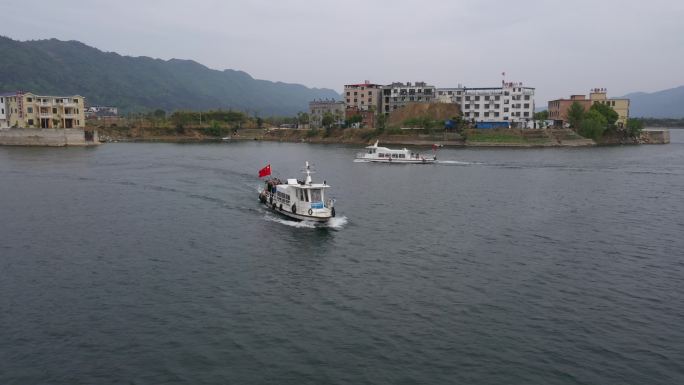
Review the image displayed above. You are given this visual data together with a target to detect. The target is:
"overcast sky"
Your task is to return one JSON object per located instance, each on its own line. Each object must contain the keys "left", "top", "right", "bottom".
{"left": 2, "top": 0, "right": 683, "bottom": 103}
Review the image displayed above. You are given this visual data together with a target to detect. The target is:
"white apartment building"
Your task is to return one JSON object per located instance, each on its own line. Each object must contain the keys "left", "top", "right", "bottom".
{"left": 438, "top": 82, "right": 535, "bottom": 127}
{"left": 380, "top": 81, "right": 436, "bottom": 115}
{"left": 435, "top": 86, "right": 465, "bottom": 104}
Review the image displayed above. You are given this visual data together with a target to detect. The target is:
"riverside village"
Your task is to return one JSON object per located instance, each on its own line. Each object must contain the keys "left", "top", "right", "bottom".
{"left": 0, "top": 77, "right": 670, "bottom": 147}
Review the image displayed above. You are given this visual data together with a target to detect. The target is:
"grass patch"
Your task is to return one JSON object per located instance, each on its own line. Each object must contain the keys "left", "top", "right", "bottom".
{"left": 466, "top": 130, "right": 526, "bottom": 143}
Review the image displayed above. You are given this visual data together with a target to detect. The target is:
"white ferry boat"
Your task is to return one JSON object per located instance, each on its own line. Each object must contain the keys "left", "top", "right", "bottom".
{"left": 356, "top": 141, "right": 437, "bottom": 164}
{"left": 258, "top": 162, "right": 336, "bottom": 222}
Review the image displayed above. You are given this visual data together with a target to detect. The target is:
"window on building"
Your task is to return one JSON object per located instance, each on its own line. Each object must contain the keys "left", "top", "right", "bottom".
{"left": 475, "top": 96, "right": 480, "bottom": 101}
{"left": 346, "top": 92, "right": 350, "bottom": 96}
{"left": 353, "top": 99, "right": 357, "bottom": 103}
{"left": 354, "top": 92, "right": 357, "bottom": 96}
{"left": 474, "top": 104, "right": 480, "bottom": 109}
{"left": 485, "top": 96, "right": 490, "bottom": 100}
{"left": 524, "top": 95, "right": 530, "bottom": 100}
{"left": 504, "top": 108, "right": 509, "bottom": 112}
{"left": 27, "top": 107, "right": 33, "bottom": 113}
{"left": 27, "top": 97, "right": 33, "bottom": 102}
{"left": 474, "top": 112, "right": 480, "bottom": 117}
{"left": 495, "top": 96, "right": 500, "bottom": 101}
{"left": 495, "top": 104, "right": 500, "bottom": 109}
{"left": 484, "top": 112, "right": 489, "bottom": 117}
{"left": 465, "top": 96, "right": 470, "bottom": 101}
{"left": 465, "top": 104, "right": 470, "bottom": 109}
{"left": 53, "top": 108, "right": 57, "bottom": 114}
{"left": 495, "top": 112, "right": 500, "bottom": 117}
{"left": 28, "top": 119, "right": 34, "bottom": 126}
{"left": 346, "top": 99, "right": 350, "bottom": 103}
{"left": 447, "top": 91, "right": 452, "bottom": 95}
{"left": 523, "top": 112, "right": 529, "bottom": 117}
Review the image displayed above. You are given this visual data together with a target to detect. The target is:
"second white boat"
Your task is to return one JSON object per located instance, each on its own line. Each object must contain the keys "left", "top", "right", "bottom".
{"left": 356, "top": 141, "right": 437, "bottom": 164}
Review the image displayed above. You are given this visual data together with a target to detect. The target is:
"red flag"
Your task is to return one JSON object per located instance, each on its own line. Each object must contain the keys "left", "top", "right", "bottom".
{"left": 258, "top": 164, "right": 271, "bottom": 178}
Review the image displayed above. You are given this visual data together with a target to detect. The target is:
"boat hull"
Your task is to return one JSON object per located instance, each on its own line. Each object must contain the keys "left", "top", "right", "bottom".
{"left": 359, "top": 157, "right": 436, "bottom": 164}
{"left": 259, "top": 197, "right": 332, "bottom": 222}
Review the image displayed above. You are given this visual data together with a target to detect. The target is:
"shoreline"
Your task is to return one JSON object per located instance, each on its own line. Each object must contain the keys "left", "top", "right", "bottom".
{"left": 92, "top": 127, "right": 671, "bottom": 148}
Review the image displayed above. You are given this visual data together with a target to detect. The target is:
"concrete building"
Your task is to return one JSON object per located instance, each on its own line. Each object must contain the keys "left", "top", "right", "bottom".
{"left": 1, "top": 91, "right": 86, "bottom": 129}
{"left": 344, "top": 81, "right": 382, "bottom": 112}
{"left": 548, "top": 88, "right": 630, "bottom": 127}
{"left": 0, "top": 93, "right": 9, "bottom": 129}
{"left": 309, "top": 99, "right": 345, "bottom": 128}
{"left": 380, "top": 81, "right": 436, "bottom": 115}
{"left": 459, "top": 82, "right": 535, "bottom": 128}
{"left": 435, "top": 86, "right": 466, "bottom": 104}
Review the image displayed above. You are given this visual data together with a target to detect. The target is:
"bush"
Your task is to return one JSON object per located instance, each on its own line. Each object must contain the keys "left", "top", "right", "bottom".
{"left": 578, "top": 110, "right": 607, "bottom": 141}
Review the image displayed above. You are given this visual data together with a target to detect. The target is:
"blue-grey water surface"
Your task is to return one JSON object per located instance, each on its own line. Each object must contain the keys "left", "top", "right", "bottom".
{"left": 2, "top": 131, "right": 684, "bottom": 384}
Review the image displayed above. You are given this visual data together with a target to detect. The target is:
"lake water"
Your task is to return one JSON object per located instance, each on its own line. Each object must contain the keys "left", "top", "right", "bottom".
{"left": 2, "top": 131, "right": 684, "bottom": 384}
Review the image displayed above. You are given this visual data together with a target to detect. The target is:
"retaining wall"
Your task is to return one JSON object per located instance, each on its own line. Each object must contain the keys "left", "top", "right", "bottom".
{"left": 0, "top": 128, "right": 99, "bottom": 146}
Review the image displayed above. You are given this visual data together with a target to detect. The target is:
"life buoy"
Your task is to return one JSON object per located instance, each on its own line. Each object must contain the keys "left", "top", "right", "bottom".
{"left": 291, "top": 204, "right": 296, "bottom": 214}
{"left": 308, "top": 208, "right": 313, "bottom": 215}
{"left": 331, "top": 207, "right": 336, "bottom": 217}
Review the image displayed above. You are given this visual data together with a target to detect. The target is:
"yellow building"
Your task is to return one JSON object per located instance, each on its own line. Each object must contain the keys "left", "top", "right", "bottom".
{"left": 2, "top": 92, "right": 85, "bottom": 129}
{"left": 589, "top": 88, "right": 630, "bottom": 127}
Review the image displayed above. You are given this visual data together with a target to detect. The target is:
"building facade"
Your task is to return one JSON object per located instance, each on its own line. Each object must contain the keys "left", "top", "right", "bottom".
{"left": 380, "top": 81, "right": 436, "bottom": 115}
{"left": 459, "top": 82, "right": 535, "bottom": 127}
{"left": 435, "top": 87, "right": 465, "bottom": 104}
{"left": 548, "top": 88, "right": 630, "bottom": 127}
{"left": 344, "top": 81, "right": 382, "bottom": 112}
{"left": 0, "top": 91, "right": 86, "bottom": 129}
{"left": 309, "top": 99, "right": 345, "bottom": 128}
{"left": 0, "top": 93, "right": 9, "bottom": 128}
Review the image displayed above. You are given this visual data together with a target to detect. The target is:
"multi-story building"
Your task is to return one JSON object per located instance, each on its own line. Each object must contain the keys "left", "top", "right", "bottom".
{"left": 380, "top": 81, "right": 436, "bottom": 115}
{"left": 435, "top": 87, "right": 465, "bottom": 104}
{"left": 0, "top": 91, "right": 86, "bottom": 129}
{"left": 309, "top": 99, "right": 345, "bottom": 128}
{"left": 0, "top": 93, "right": 9, "bottom": 129}
{"left": 459, "top": 82, "right": 535, "bottom": 127}
{"left": 548, "top": 88, "right": 630, "bottom": 127}
{"left": 344, "top": 81, "right": 382, "bottom": 112}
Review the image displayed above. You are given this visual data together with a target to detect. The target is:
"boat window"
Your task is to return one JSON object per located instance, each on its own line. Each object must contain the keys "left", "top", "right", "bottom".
{"left": 310, "top": 189, "right": 322, "bottom": 202}
{"left": 304, "top": 189, "right": 310, "bottom": 202}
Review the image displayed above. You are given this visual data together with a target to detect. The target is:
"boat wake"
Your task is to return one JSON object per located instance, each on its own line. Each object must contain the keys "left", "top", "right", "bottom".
{"left": 436, "top": 160, "right": 477, "bottom": 165}
{"left": 265, "top": 214, "right": 348, "bottom": 230}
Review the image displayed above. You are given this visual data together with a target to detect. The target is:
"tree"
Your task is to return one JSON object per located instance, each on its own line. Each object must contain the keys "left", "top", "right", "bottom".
{"left": 297, "top": 112, "right": 309, "bottom": 127}
{"left": 321, "top": 112, "right": 335, "bottom": 133}
{"left": 578, "top": 109, "right": 607, "bottom": 141}
{"left": 589, "top": 103, "right": 618, "bottom": 128}
{"left": 345, "top": 114, "right": 363, "bottom": 128}
{"left": 153, "top": 109, "right": 166, "bottom": 119}
{"left": 376, "top": 113, "right": 387, "bottom": 132}
{"left": 567, "top": 102, "right": 585, "bottom": 129}
{"left": 626, "top": 118, "right": 644, "bottom": 137}
{"left": 534, "top": 110, "right": 549, "bottom": 128}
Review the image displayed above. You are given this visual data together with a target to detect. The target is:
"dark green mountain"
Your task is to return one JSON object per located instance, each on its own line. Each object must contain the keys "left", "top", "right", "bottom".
{"left": 0, "top": 36, "right": 340, "bottom": 115}
{"left": 621, "top": 86, "right": 684, "bottom": 118}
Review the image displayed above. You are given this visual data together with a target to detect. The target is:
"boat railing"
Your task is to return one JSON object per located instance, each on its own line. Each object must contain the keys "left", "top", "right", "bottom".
{"left": 324, "top": 198, "right": 335, "bottom": 209}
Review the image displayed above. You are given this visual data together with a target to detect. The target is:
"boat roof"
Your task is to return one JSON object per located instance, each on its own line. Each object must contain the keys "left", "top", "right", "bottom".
{"left": 365, "top": 140, "right": 408, "bottom": 151}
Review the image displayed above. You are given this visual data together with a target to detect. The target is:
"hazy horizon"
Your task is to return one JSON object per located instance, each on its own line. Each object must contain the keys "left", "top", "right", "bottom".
{"left": 2, "top": 0, "right": 683, "bottom": 104}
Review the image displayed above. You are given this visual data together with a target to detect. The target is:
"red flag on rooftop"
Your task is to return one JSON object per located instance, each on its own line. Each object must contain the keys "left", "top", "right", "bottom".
{"left": 258, "top": 164, "right": 271, "bottom": 178}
